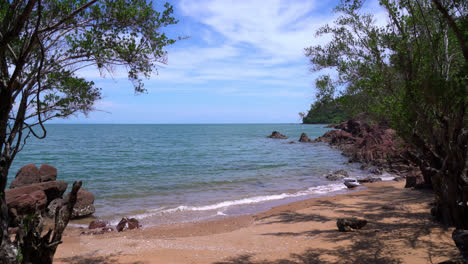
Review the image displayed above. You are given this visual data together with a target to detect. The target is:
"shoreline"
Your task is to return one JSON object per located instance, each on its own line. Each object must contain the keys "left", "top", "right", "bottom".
{"left": 55, "top": 181, "right": 458, "bottom": 264}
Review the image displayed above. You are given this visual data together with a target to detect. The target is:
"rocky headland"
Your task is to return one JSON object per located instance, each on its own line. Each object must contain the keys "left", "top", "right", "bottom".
{"left": 314, "top": 119, "right": 428, "bottom": 188}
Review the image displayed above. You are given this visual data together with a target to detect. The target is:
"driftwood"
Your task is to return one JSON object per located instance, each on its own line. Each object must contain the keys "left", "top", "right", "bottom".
{"left": 0, "top": 181, "right": 82, "bottom": 264}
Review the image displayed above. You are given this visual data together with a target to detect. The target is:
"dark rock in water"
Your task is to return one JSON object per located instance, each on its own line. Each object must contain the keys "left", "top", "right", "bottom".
{"left": 344, "top": 179, "right": 360, "bottom": 188}
{"left": 7, "top": 190, "right": 47, "bottom": 215}
{"left": 453, "top": 229, "right": 468, "bottom": 262}
{"left": 337, "top": 218, "right": 367, "bottom": 232}
{"left": 116, "top": 218, "right": 127, "bottom": 232}
{"left": 46, "top": 198, "right": 65, "bottom": 218}
{"left": 369, "top": 167, "right": 382, "bottom": 175}
{"left": 127, "top": 218, "right": 140, "bottom": 230}
{"left": 10, "top": 164, "right": 41, "bottom": 188}
{"left": 116, "top": 217, "right": 141, "bottom": 232}
{"left": 267, "top": 131, "right": 288, "bottom": 139}
{"left": 66, "top": 189, "right": 95, "bottom": 218}
{"left": 6, "top": 181, "right": 67, "bottom": 207}
{"left": 358, "top": 177, "right": 382, "bottom": 184}
{"left": 39, "top": 164, "right": 57, "bottom": 182}
{"left": 325, "top": 170, "right": 349, "bottom": 181}
{"left": 298, "top": 133, "right": 313, "bottom": 143}
{"left": 89, "top": 220, "right": 108, "bottom": 230}
{"left": 286, "top": 141, "right": 296, "bottom": 144}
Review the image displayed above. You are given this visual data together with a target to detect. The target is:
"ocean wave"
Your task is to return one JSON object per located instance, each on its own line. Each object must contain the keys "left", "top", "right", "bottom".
{"left": 128, "top": 183, "right": 347, "bottom": 221}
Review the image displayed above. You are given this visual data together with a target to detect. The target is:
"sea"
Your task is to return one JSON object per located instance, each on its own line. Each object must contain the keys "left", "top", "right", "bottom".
{"left": 8, "top": 124, "right": 387, "bottom": 227}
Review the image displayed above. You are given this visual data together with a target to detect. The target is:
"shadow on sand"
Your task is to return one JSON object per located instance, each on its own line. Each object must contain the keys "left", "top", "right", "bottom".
{"left": 57, "top": 251, "right": 144, "bottom": 264}
{"left": 215, "top": 185, "right": 459, "bottom": 264}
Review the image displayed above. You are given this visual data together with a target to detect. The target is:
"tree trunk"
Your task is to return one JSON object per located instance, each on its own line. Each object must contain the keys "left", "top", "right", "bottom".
{"left": 0, "top": 87, "right": 16, "bottom": 262}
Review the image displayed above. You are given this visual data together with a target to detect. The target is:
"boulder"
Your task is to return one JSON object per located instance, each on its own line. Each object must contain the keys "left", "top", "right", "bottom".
{"left": 6, "top": 181, "right": 68, "bottom": 205}
{"left": 337, "top": 218, "right": 367, "bottom": 232}
{"left": 116, "top": 217, "right": 141, "bottom": 232}
{"left": 88, "top": 220, "right": 107, "bottom": 230}
{"left": 267, "top": 131, "right": 288, "bottom": 139}
{"left": 325, "top": 170, "right": 349, "bottom": 181}
{"left": 65, "top": 189, "right": 95, "bottom": 218}
{"left": 46, "top": 198, "right": 65, "bottom": 218}
{"left": 7, "top": 190, "right": 47, "bottom": 215}
{"left": 344, "top": 179, "right": 360, "bottom": 189}
{"left": 39, "top": 164, "right": 57, "bottom": 182}
{"left": 10, "top": 164, "right": 41, "bottom": 188}
{"left": 369, "top": 167, "right": 382, "bottom": 175}
{"left": 298, "top": 133, "right": 313, "bottom": 143}
{"left": 404, "top": 171, "right": 425, "bottom": 188}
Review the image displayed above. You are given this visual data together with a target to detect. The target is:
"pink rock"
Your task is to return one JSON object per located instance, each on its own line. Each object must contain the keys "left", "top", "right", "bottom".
{"left": 10, "top": 164, "right": 40, "bottom": 188}
{"left": 39, "top": 164, "right": 57, "bottom": 182}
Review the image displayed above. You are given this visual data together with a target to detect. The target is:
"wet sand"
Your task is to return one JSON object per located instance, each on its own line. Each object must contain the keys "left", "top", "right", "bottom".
{"left": 55, "top": 181, "right": 458, "bottom": 264}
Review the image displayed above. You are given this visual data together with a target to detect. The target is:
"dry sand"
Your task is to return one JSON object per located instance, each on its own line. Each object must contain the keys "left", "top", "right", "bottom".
{"left": 54, "top": 181, "right": 459, "bottom": 264}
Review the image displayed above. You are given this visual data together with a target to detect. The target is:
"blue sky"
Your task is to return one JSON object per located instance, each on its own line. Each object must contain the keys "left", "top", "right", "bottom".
{"left": 57, "top": 0, "right": 384, "bottom": 124}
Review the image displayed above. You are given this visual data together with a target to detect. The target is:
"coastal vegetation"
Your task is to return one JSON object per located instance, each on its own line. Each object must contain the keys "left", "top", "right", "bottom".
{"left": 305, "top": 0, "right": 467, "bottom": 259}
{"left": 0, "top": 0, "right": 177, "bottom": 263}
{"left": 301, "top": 96, "right": 349, "bottom": 124}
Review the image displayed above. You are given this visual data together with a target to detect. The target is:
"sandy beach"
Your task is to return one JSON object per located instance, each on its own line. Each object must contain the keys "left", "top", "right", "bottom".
{"left": 54, "top": 181, "right": 458, "bottom": 264}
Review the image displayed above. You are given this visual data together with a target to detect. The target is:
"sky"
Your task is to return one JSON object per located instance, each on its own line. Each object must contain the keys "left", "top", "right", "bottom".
{"left": 57, "top": 0, "right": 385, "bottom": 124}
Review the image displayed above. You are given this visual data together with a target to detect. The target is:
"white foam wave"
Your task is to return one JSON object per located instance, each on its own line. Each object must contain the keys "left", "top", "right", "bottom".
{"left": 145, "top": 183, "right": 346, "bottom": 215}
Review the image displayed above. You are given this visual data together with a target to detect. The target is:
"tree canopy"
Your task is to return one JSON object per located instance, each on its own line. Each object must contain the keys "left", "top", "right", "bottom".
{"left": 0, "top": 1, "right": 178, "bottom": 262}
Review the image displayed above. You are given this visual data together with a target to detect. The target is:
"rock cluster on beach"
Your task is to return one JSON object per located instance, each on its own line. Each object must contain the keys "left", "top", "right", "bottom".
{"left": 314, "top": 120, "right": 427, "bottom": 188}
{"left": 79, "top": 217, "right": 141, "bottom": 235}
{"left": 6, "top": 164, "right": 96, "bottom": 226}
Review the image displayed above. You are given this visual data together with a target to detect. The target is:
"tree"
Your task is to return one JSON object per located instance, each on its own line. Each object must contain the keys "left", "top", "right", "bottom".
{"left": 306, "top": 0, "right": 467, "bottom": 258}
{"left": 0, "top": 0, "right": 177, "bottom": 262}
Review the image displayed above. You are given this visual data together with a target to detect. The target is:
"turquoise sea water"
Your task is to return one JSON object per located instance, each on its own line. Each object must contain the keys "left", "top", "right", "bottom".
{"left": 9, "top": 124, "right": 373, "bottom": 226}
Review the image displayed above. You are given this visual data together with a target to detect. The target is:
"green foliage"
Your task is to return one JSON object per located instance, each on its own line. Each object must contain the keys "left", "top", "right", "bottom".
{"left": 0, "top": 0, "right": 178, "bottom": 154}
{"left": 302, "top": 97, "right": 350, "bottom": 124}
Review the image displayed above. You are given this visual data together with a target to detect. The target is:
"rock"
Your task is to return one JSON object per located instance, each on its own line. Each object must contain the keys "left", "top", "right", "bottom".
{"left": 298, "top": 133, "right": 313, "bottom": 143}
{"left": 369, "top": 167, "right": 382, "bottom": 175}
{"left": 337, "top": 218, "right": 367, "bottom": 232}
{"left": 344, "top": 179, "right": 360, "bottom": 188}
{"left": 127, "top": 218, "right": 140, "bottom": 230}
{"left": 65, "top": 189, "right": 95, "bottom": 218}
{"left": 315, "top": 119, "right": 422, "bottom": 181}
{"left": 325, "top": 170, "right": 349, "bottom": 181}
{"left": 267, "top": 131, "right": 288, "bottom": 139}
{"left": 88, "top": 220, "right": 107, "bottom": 229}
{"left": 453, "top": 229, "right": 468, "bottom": 262}
{"left": 7, "top": 190, "right": 47, "bottom": 215}
{"left": 39, "top": 164, "right": 57, "bottom": 182}
{"left": 10, "top": 164, "right": 41, "bottom": 188}
{"left": 393, "top": 177, "right": 405, "bottom": 182}
{"left": 116, "top": 217, "right": 140, "bottom": 232}
{"left": 404, "top": 171, "right": 425, "bottom": 188}
{"left": 6, "top": 181, "right": 68, "bottom": 205}
{"left": 357, "top": 177, "right": 382, "bottom": 184}
{"left": 286, "top": 141, "right": 296, "bottom": 144}
{"left": 46, "top": 198, "right": 65, "bottom": 218}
